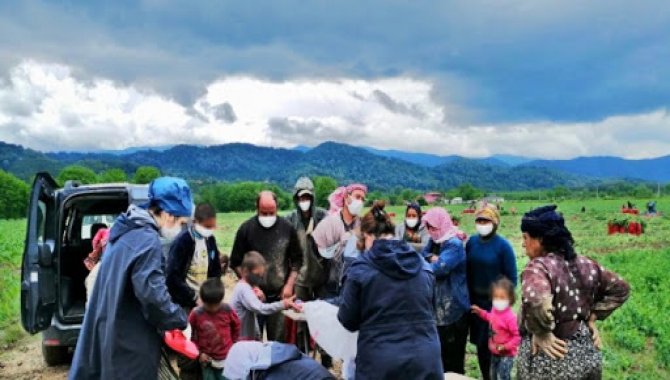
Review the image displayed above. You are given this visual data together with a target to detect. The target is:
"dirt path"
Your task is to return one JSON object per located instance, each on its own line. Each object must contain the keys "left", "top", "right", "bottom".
{"left": 0, "top": 335, "right": 69, "bottom": 380}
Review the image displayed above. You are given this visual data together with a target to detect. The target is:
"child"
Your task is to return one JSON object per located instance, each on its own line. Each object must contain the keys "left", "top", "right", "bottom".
{"left": 231, "top": 251, "right": 301, "bottom": 341}
{"left": 189, "top": 278, "right": 241, "bottom": 380}
{"left": 471, "top": 277, "right": 521, "bottom": 380}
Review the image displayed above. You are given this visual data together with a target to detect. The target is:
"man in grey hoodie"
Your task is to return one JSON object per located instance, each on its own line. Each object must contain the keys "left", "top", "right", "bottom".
{"left": 284, "top": 177, "right": 328, "bottom": 354}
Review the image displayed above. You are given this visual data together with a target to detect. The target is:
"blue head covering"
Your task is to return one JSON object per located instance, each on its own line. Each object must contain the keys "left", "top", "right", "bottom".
{"left": 146, "top": 177, "right": 193, "bottom": 217}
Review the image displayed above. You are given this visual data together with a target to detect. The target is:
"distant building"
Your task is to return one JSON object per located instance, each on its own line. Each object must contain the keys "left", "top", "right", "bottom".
{"left": 423, "top": 192, "right": 444, "bottom": 204}
{"left": 482, "top": 195, "right": 505, "bottom": 203}
{"left": 450, "top": 197, "right": 464, "bottom": 205}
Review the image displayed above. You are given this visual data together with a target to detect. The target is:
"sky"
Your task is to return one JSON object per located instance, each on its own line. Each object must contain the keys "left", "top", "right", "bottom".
{"left": 0, "top": 0, "right": 669, "bottom": 159}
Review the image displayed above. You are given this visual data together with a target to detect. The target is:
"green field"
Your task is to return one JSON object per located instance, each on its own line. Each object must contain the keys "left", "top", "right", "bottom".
{"left": 1, "top": 199, "right": 669, "bottom": 379}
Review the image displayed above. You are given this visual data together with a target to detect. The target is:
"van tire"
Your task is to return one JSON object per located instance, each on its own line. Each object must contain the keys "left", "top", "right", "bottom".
{"left": 42, "top": 344, "right": 70, "bottom": 366}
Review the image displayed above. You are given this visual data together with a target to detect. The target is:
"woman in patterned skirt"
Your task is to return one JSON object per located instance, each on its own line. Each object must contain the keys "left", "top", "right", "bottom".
{"left": 517, "top": 205, "right": 630, "bottom": 380}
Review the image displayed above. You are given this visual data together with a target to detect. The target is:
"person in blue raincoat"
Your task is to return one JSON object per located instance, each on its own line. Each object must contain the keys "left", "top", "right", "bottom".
{"left": 337, "top": 201, "right": 443, "bottom": 380}
{"left": 70, "top": 177, "right": 195, "bottom": 380}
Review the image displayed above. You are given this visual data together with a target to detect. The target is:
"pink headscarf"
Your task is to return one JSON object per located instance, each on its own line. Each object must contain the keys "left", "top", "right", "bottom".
{"left": 422, "top": 208, "right": 467, "bottom": 242}
{"left": 92, "top": 228, "right": 110, "bottom": 251}
{"left": 328, "top": 183, "right": 368, "bottom": 214}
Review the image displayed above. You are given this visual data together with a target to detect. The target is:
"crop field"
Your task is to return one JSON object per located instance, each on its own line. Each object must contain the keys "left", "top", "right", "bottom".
{"left": 1, "top": 198, "right": 669, "bottom": 379}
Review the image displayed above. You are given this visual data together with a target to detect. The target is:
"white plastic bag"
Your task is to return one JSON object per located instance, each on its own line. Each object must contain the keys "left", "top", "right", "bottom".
{"left": 302, "top": 300, "right": 358, "bottom": 362}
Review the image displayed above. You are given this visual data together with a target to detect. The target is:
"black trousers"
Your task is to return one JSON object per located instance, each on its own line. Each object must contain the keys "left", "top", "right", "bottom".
{"left": 470, "top": 312, "right": 492, "bottom": 380}
{"left": 437, "top": 313, "right": 469, "bottom": 374}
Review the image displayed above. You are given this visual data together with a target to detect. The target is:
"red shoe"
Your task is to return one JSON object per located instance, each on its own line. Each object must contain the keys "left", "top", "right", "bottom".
{"left": 164, "top": 329, "right": 199, "bottom": 360}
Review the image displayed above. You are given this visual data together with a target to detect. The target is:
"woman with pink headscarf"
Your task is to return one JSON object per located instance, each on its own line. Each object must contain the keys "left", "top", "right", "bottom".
{"left": 421, "top": 207, "right": 470, "bottom": 375}
{"left": 84, "top": 228, "right": 110, "bottom": 305}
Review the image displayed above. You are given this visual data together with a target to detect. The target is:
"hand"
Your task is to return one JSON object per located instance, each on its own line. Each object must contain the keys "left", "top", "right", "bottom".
{"left": 497, "top": 345, "right": 505, "bottom": 353}
{"left": 283, "top": 295, "right": 297, "bottom": 310}
{"left": 588, "top": 314, "right": 602, "bottom": 350}
{"left": 531, "top": 332, "right": 568, "bottom": 360}
{"left": 430, "top": 255, "right": 439, "bottom": 263}
{"left": 282, "top": 283, "right": 295, "bottom": 300}
{"left": 196, "top": 297, "right": 203, "bottom": 307}
{"left": 252, "top": 287, "right": 266, "bottom": 302}
{"left": 199, "top": 353, "right": 211, "bottom": 364}
{"left": 471, "top": 305, "right": 483, "bottom": 314}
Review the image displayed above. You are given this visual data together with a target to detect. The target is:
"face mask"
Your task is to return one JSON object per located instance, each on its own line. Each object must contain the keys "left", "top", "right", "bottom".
{"left": 194, "top": 224, "right": 214, "bottom": 239}
{"left": 429, "top": 230, "right": 442, "bottom": 242}
{"left": 405, "top": 218, "right": 419, "bottom": 229}
{"left": 492, "top": 299, "right": 510, "bottom": 311}
{"left": 476, "top": 223, "right": 495, "bottom": 237}
{"left": 161, "top": 224, "right": 182, "bottom": 240}
{"left": 246, "top": 273, "right": 266, "bottom": 287}
{"left": 258, "top": 216, "right": 277, "bottom": 229}
{"left": 299, "top": 200, "right": 311, "bottom": 212}
{"left": 347, "top": 199, "right": 364, "bottom": 216}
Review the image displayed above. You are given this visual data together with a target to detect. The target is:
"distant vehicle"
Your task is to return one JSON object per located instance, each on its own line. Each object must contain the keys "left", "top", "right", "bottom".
{"left": 20, "top": 172, "right": 149, "bottom": 366}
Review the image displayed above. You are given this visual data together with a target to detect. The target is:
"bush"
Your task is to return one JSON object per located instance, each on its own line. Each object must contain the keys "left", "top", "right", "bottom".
{"left": 98, "top": 168, "right": 128, "bottom": 183}
{"left": 57, "top": 165, "right": 98, "bottom": 185}
{"left": 199, "top": 181, "right": 291, "bottom": 212}
{"left": 133, "top": 166, "right": 161, "bottom": 184}
{"left": 0, "top": 170, "right": 29, "bottom": 219}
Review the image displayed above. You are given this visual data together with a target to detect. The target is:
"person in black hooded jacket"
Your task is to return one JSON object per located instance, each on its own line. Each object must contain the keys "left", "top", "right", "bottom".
{"left": 337, "top": 201, "right": 443, "bottom": 380}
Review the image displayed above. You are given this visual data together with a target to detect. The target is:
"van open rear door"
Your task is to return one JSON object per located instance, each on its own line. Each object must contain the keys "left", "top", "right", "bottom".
{"left": 21, "top": 172, "right": 59, "bottom": 334}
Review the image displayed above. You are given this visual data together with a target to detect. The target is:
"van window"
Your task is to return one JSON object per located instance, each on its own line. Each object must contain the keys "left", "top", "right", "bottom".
{"left": 81, "top": 215, "right": 117, "bottom": 239}
{"left": 37, "top": 201, "right": 46, "bottom": 244}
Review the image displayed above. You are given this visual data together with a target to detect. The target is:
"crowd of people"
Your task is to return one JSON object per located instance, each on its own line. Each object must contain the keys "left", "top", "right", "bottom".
{"left": 68, "top": 176, "right": 631, "bottom": 380}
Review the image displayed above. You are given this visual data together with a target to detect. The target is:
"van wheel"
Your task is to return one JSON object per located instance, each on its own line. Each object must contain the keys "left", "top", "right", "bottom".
{"left": 42, "top": 345, "right": 70, "bottom": 366}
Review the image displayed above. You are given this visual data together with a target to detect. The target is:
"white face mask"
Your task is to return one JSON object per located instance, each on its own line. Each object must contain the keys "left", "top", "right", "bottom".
{"left": 492, "top": 299, "right": 510, "bottom": 311}
{"left": 258, "top": 215, "right": 277, "bottom": 229}
{"left": 405, "top": 218, "right": 419, "bottom": 229}
{"left": 299, "top": 200, "right": 311, "bottom": 212}
{"left": 161, "top": 224, "right": 182, "bottom": 240}
{"left": 476, "top": 223, "right": 495, "bottom": 237}
{"left": 347, "top": 199, "right": 364, "bottom": 216}
{"left": 194, "top": 224, "right": 214, "bottom": 239}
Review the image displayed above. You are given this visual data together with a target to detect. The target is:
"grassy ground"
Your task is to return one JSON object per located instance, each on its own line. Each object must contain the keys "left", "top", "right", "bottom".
{"left": 1, "top": 198, "right": 669, "bottom": 379}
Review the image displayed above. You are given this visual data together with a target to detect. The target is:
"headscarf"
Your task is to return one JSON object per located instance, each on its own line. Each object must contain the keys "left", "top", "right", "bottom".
{"left": 475, "top": 204, "right": 500, "bottom": 226}
{"left": 145, "top": 177, "right": 193, "bottom": 217}
{"left": 328, "top": 183, "right": 368, "bottom": 214}
{"left": 92, "top": 228, "right": 110, "bottom": 252}
{"left": 422, "top": 207, "right": 466, "bottom": 242}
{"left": 521, "top": 205, "right": 576, "bottom": 260}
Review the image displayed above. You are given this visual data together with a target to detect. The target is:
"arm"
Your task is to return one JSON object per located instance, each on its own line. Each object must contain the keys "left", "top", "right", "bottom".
{"left": 431, "top": 240, "right": 465, "bottom": 279}
{"left": 131, "top": 243, "right": 187, "bottom": 332}
{"left": 337, "top": 273, "right": 362, "bottom": 332}
{"left": 207, "top": 236, "right": 222, "bottom": 279}
{"left": 230, "top": 309, "right": 241, "bottom": 343}
{"left": 520, "top": 260, "right": 554, "bottom": 336}
{"left": 420, "top": 240, "right": 433, "bottom": 259}
{"left": 474, "top": 307, "right": 491, "bottom": 322}
{"left": 500, "top": 239, "right": 518, "bottom": 287}
{"left": 188, "top": 311, "right": 199, "bottom": 346}
{"left": 239, "top": 285, "right": 286, "bottom": 315}
{"left": 592, "top": 263, "right": 631, "bottom": 320}
{"left": 503, "top": 315, "right": 522, "bottom": 352}
{"left": 230, "top": 225, "right": 248, "bottom": 278}
{"left": 166, "top": 234, "right": 197, "bottom": 309}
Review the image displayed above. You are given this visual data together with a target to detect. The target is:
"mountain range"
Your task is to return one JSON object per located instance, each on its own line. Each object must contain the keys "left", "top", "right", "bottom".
{"left": 1, "top": 140, "right": 668, "bottom": 191}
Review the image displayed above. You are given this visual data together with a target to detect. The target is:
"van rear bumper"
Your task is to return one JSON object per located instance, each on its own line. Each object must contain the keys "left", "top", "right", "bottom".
{"left": 43, "top": 317, "right": 81, "bottom": 347}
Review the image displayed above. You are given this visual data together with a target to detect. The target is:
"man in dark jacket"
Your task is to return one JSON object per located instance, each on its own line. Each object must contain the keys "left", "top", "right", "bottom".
{"left": 230, "top": 191, "right": 302, "bottom": 342}
{"left": 70, "top": 177, "right": 194, "bottom": 380}
{"left": 285, "top": 177, "right": 328, "bottom": 355}
{"left": 167, "top": 203, "right": 222, "bottom": 310}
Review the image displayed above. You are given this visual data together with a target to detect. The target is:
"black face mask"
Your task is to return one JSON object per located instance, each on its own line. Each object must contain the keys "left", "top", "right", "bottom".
{"left": 246, "top": 273, "right": 266, "bottom": 287}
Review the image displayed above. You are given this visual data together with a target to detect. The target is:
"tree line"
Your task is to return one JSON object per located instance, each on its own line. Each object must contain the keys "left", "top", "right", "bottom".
{"left": 1, "top": 165, "right": 668, "bottom": 219}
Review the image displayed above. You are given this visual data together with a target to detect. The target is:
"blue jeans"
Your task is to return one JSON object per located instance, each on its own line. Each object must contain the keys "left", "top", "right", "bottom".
{"left": 490, "top": 355, "right": 513, "bottom": 380}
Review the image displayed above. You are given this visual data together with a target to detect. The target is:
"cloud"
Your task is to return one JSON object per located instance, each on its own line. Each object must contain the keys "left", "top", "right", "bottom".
{"left": 1, "top": 60, "right": 669, "bottom": 159}
{"left": 1, "top": 1, "right": 669, "bottom": 124}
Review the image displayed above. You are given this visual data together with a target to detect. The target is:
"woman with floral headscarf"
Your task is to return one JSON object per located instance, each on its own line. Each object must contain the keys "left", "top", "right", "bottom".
{"left": 420, "top": 207, "right": 470, "bottom": 375}
{"left": 517, "top": 205, "right": 630, "bottom": 380}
